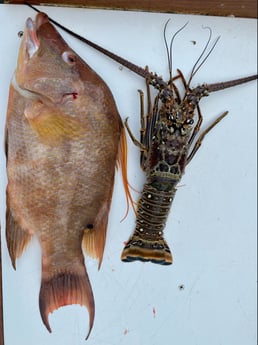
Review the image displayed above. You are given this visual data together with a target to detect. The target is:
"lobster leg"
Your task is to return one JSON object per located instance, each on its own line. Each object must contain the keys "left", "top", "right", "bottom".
{"left": 139, "top": 75, "right": 159, "bottom": 169}
{"left": 171, "top": 82, "right": 182, "bottom": 103}
{"left": 145, "top": 67, "right": 153, "bottom": 117}
{"left": 124, "top": 118, "right": 144, "bottom": 150}
{"left": 123, "top": 92, "right": 148, "bottom": 171}
{"left": 139, "top": 89, "right": 146, "bottom": 146}
{"left": 144, "top": 73, "right": 154, "bottom": 151}
{"left": 124, "top": 74, "right": 160, "bottom": 171}
{"left": 187, "top": 111, "right": 228, "bottom": 164}
{"left": 138, "top": 88, "right": 148, "bottom": 169}
{"left": 176, "top": 68, "right": 188, "bottom": 89}
{"left": 188, "top": 104, "right": 203, "bottom": 146}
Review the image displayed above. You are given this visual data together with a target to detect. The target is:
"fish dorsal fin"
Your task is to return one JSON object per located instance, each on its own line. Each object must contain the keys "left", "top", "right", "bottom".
{"left": 117, "top": 126, "right": 136, "bottom": 220}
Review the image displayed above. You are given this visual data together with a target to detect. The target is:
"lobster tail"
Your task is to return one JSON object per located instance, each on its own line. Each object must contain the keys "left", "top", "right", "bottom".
{"left": 121, "top": 183, "right": 174, "bottom": 265}
{"left": 121, "top": 235, "right": 172, "bottom": 265}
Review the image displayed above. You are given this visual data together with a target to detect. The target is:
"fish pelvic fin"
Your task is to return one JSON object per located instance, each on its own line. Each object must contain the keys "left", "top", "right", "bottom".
{"left": 117, "top": 125, "right": 136, "bottom": 220}
{"left": 39, "top": 263, "right": 95, "bottom": 340}
{"left": 82, "top": 188, "right": 114, "bottom": 270}
{"left": 121, "top": 234, "right": 173, "bottom": 266}
{"left": 6, "top": 208, "right": 33, "bottom": 269}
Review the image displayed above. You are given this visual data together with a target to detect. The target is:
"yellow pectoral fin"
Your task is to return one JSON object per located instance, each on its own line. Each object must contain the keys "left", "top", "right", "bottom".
{"left": 25, "top": 102, "right": 85, "bottom": 145}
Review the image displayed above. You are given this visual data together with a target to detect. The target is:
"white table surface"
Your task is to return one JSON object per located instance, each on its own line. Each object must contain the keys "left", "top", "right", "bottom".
{"left": 0, "top": 4, "right": 257, "bottom": 345}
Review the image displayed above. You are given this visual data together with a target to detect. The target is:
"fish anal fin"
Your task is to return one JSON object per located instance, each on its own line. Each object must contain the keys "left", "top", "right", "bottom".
{"left": 82, "top": 196, "right": 112, "bottom": 270}
{"left": 6, "top": 208, "right": 32, "bottom": 269}
{"left": 39, "top": 266, "right": 95, "bottom": 340}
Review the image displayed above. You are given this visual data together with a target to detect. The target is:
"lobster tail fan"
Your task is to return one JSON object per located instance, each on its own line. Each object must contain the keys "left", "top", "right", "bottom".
{"left": 121, "top": 235, "right": 173, "bottom": 265}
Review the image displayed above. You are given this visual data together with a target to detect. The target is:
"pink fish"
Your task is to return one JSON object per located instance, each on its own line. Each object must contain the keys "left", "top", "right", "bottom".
{"left": 5, "top": 12, "right": 129, "bottom": 339}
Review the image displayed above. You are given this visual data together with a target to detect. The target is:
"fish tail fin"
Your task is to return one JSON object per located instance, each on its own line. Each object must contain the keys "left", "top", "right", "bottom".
{"left": 6, "top": 207, "right": 33, "bottom": 269}
{"left": 117, "top": 125, "right": 136, "bottom": 220}
{"left": 121, "top": 234, "right": 173, "bottom": 265}
{"left": 39, "top": 259, "right": 95, "bottom": 340}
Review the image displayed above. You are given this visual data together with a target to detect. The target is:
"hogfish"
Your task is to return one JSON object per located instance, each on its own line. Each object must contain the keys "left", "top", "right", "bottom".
{"left": 5, "top": 12, "right": 128, "bottom": 339}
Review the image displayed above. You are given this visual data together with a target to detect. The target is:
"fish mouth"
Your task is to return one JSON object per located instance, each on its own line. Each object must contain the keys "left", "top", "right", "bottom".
{"left": 25, "top": 13, "right": 49, "bottom": 59}
{"left": 26, "top": 12, "right": 49, "bottom": 32}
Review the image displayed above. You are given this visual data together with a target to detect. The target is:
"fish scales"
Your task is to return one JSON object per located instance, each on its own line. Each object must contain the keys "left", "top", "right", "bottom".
{"left": 5, "top": 12, "right": 127, "bottom": 339}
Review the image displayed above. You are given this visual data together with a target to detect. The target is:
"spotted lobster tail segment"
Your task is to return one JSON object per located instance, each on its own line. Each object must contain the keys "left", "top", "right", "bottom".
{"left": 121, "top": 184, "right": 175, "bottom": 265}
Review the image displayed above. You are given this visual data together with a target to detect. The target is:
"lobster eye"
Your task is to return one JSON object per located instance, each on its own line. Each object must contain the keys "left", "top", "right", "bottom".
{"left": 186, "top": 119, "right": 194, "bottom": 125}
{"left": 62, "top": 51, "right": 76, "bottom": 65}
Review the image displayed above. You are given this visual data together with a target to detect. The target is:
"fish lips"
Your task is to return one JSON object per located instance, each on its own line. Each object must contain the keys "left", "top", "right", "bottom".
{"left": 25, "top": 12, "right": 61, "bottom": 59}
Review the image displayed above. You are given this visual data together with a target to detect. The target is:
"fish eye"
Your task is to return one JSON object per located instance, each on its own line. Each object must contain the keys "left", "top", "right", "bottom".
{"left": 62, "top": 51, "right": 76, "bottom": 65}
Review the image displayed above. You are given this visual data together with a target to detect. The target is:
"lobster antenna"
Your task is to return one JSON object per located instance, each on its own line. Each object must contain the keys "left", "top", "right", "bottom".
{"left": 164, "top": 21, "right": 189, "bottom": 83}
{"left": 188, "top": 26, "right": 220, "bottom": 86}
{"left": 163, "top": 19, "right": 172, "bottom": 81}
